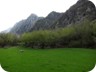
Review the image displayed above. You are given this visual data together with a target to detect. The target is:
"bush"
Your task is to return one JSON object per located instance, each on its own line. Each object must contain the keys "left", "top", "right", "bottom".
{"left": 0, "top": 33, "right": 18, "bottom": 47}
{"left": 20, "top": 20, "right": 96, "bottom": 49}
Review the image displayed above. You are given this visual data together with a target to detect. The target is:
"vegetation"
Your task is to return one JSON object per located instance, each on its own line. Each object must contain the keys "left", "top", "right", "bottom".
{"left": 0, "top": 20, "right": 96, "bottom": 48}
{"left": 0, "top": 33, "right": 18, "bottom": 47}
{"left": 0, "top": 47, "right": 96, "bottom": 72}
{"left": 0, "top": 20, "right": 96, "bottom": 72}
{"left": 20, "top": 20, "right": 96, "bottom": 48}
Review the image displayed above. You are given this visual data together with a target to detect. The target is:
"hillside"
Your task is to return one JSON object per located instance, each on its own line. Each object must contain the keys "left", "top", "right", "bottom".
{"left": 0, "top": 0, "right": 96, "bottom": 48}
{"left": 51, "top": 0, "right": 96, "bottom": 29}
{"left": 9, "top": 0, "right": 96, "bottom": 34}
{"left": 10, "top": 14, "right": 43, "bottom": 34}
{"left": 30, "top": 11, "right": 63, "bottom": 31}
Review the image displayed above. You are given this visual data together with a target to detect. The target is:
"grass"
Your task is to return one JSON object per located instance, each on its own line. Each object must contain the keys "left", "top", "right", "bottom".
{"left": 0, "top": 47, "right": 96, "bottom": 72}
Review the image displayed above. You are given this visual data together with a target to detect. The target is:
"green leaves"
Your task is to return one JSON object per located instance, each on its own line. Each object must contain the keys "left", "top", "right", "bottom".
{"left": 1, "top": 20, "right": 96, "bottom": 49}
{"left": 0, "top": 33, "right": 18, "bottom": 47}
{"left": 20, "top": 20, "right": 96, "bottom": 49}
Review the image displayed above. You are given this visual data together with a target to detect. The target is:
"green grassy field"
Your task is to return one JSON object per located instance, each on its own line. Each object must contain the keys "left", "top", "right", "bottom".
{"left": 0, "top": 47, "right": 96, "bottom": 72}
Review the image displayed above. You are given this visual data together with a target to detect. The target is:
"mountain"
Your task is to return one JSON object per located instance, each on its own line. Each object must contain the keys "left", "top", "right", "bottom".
{"left": 10, "top": 0, "right": 96, "bottom": 34}
{"left": 30, "top": 0, "right": 96, "bottom": 31}
{"left": 30, "top": 11, "right": 63, "bottom": 31}
{"left": 51, "top": 0, "right": 96, "bottom": 29}
{"left": 1, "top": 28, "right": 11, "bottom": 33}
{"left": 10, "top": 14, "right": 43, "bottom": 34}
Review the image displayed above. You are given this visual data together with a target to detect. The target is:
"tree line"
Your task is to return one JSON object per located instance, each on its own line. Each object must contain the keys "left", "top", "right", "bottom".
{"left": 0, "top": 20, "right": 96, "bottom": 49}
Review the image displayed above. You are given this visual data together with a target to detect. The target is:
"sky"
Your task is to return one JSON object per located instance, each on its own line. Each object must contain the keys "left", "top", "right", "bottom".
{"left": 0, "top": 0, "right": 96, "bottom": 32}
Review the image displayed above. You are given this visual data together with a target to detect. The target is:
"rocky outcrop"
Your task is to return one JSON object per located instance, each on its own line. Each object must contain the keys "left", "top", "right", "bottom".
{"left": 30, "top": 11, "right": 63, "bottom": 31}
{"left": 51, "top": 0, "right": 96, "bottom": 29}
{"left": 10, "top": 14, "right": 43, "bottom": 34}
{"left": 10, "top": 0, "right": 96, "bottom": 34}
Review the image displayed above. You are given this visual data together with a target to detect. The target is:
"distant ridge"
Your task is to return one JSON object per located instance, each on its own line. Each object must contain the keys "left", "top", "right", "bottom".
{"left": 30, "top": 11, "right": 63, "bottom": 31}
{"left": 51, "top": 0, "right": 96, "bottom": 29}
{"left": 10, "top": 14, "right": 43, "bottom": 34}
{"left": 10, "top": 0, "right": 96, "bottom": 34}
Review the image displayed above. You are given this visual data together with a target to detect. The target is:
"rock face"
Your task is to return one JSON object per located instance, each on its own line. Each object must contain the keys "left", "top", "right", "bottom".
{"left": 10, "top": 20, "right": 25, "bottom": 34}
{"left": 30, "top": 11, "right": 63, "bottom": 31}
{"left": 51, "top": 0, "right": 96, "bottom": 29}
{"left": 10, "top": 14, "right": 43, "bottom": 34}
{"left": 10, "top": 0, "right": 96, "bottom": 34}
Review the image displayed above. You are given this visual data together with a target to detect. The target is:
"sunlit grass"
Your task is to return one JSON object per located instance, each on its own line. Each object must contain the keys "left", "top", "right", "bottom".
{"left": 0, "top": 47, "right": 96, "bottom": 72}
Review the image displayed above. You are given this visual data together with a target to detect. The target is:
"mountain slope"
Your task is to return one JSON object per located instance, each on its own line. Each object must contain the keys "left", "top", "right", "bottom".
{"left": 10, "top": 0, "right": 96, "bottom": 34}
{"left": 10, "top": 14, "right": 43, "bottom": 34}
{"left": 51, "top": 0, "right": 96, "bottom": 29}
{"left": 1, "top": 28, "right": 11, "bottom": 33}
{"left": 30, "top": 11, "right": 63, "bottom": 31}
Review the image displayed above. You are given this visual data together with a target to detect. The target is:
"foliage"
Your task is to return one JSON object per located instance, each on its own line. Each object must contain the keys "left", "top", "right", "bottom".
{"left": 0, "top": 33, "right": 18, "bottom": 47}
{"left": 20, "top": 20, "right": 96, "bottom": 48}
{"left": 1, "top": 20, "right": 96, "bottom": 48}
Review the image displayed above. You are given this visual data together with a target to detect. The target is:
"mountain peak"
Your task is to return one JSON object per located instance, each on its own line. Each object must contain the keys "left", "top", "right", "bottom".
{"left": 78, "top": 0, "right": 88, "bottom": 2}
{"left": 30, "top": 14, "right": 38, "bottom": 17}
{"left": 77, "top": 0, "right": 88, "bottom": 3}
{"left": 77, "top": 0, "right": 94, "bottom": 6}
{"left": 27, "top": 14, "right": 38, "bottom": 20}
{"left": 51, "top": 0, "right": 96, "bottom": 28}
{"left": 46, "top": 11, "right": 63, "bottom": 20}
{"left": 47, "top": 11, "right": 58, "bottom": 17}
{"left": 10, "top": 0, "right": 96, "bottom": 34}
{"left": 10, "top": 14, "right": 43, "bottom": 34}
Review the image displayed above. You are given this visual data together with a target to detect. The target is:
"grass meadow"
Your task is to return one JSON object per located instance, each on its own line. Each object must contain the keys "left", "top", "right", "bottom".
{"left": 0, "top": 47, "right": 96, "bottom": 72}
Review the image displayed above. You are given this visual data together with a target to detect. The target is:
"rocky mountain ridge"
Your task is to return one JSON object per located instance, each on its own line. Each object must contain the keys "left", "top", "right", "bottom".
{"left": 50, "top": 0, "right": 96, "bottom": 29}
{"left": 10, "top": 0, "right": 96, "bottom": 34}
{"left": 30, "top": 11, "right": 63, "bottom": 31}
{"left": 10, "top": 14, "right": 43, "bottom": 34}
